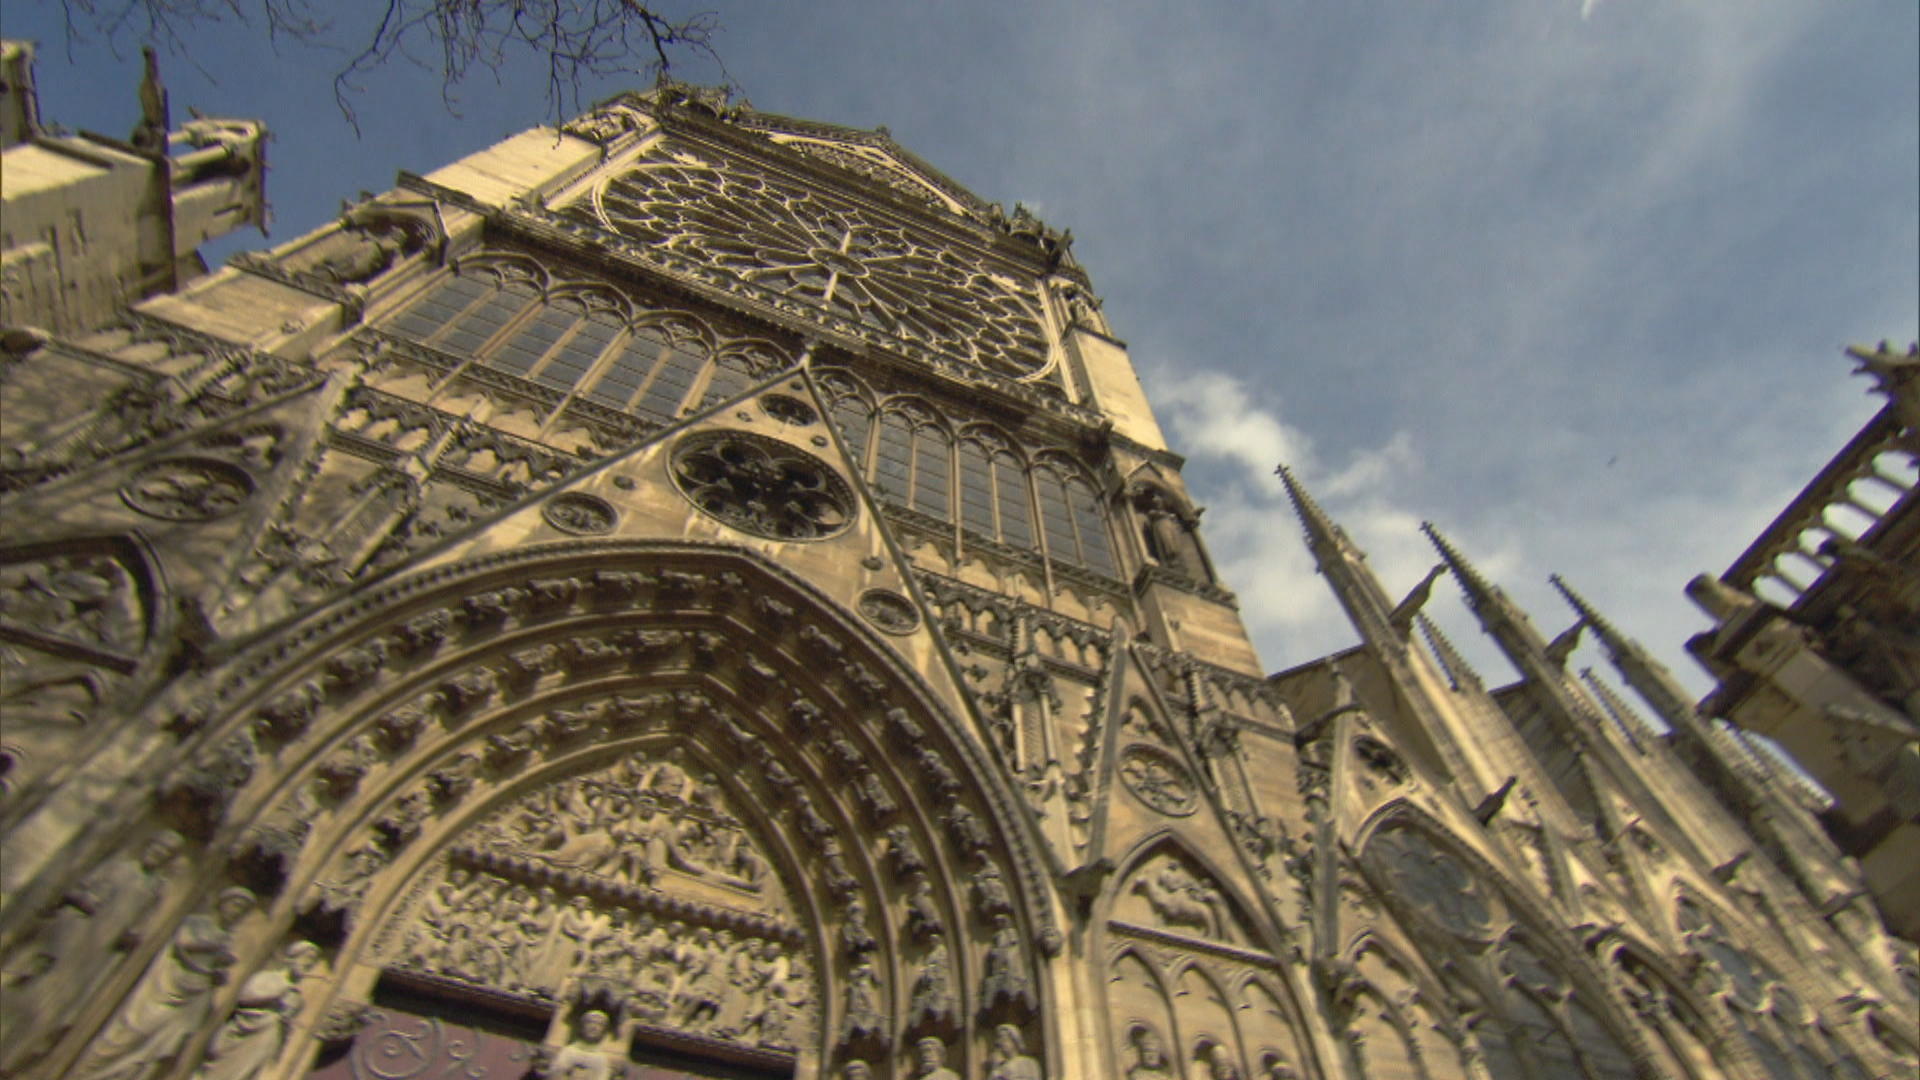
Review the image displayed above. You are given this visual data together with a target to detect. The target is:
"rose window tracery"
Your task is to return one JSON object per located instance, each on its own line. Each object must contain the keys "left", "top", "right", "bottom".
{"left": 121, "top": 458, "right": 254, "bottom": 521}
{"left": 584, "top": 146, "right": 1050, "bottom": 380}
{"left": 1117, "top": 744, "right": 1199, "bottom": 816}
{"left": 1367, "top": 826, "right": 1493, "bottom": 939}
{"left": 670, "top": 431, "right": 854, "bottom": 541}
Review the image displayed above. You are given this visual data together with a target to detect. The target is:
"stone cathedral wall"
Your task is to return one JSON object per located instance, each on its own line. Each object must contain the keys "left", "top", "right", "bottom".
{"left": 0, "top": 85, "right": 1913, "bottom": 1080}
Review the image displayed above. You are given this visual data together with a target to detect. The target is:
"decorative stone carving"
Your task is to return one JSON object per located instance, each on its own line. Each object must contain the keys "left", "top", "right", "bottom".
{"left": 543, "top": 492, "right": 618, "bottom": 536}
{"left": 1127, "top": 856, "right": 1230, "bottom": 941}
{"left": 0, "top": 831, "right": 185, "bottom": 1075}
{"left": 907, "top": 932, "right": 958, "bottom": 1033}
{"left": 121, "top": 458, "right": 254, "bottom": 521}
{"left": 1196, "top": 1041, "right": 1242, "bottom": 1080}
{"left": 980, "top": 913, "right": 1035, "bottom": 1018}
{"left": 190, "top": 941, "right": 322, "bottom": 1080}
{"left": 1118, "top": 744, "right": 1199, "bottom": 816}
{"left": 0, "top": 550, "right": 145, "bottom": 659}
{"left": 857, "top": 587, "right": 920, "bottom": 634}
{"left": 563, "top": 102, "right": 649, "bottom": 144}
{"left": 989, "top": 1024, "right": 1044, "bottom": 1080}
{"left": 1125, "top": 1023, "right": 1176, "bottom": 1079}
{"left": 759, "top": 393, "right": 819, "bottom": 426}
{"left": 840, "top": 955, "right": 888, "bottom": 1047}
{"left": 539, "top": 1009, "right": 625, "bottom": 1080}
{"left": 71, "top": 887, "right": 257, "bottom": 1080}
{"left": 912, "top": 1035, "right": 962, "bottom": 1080}
{"left": 671, "top": 431, "right": 854, "bottom": 541}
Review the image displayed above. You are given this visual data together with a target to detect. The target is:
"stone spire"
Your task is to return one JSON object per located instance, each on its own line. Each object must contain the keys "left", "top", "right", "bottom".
{"left": 1548, "top": 574, "right": 1696, "bottom": 728}
{"left": 1417, "top": 614, "right": 1481, "bottom": 691}
{"left": 1580, "top": 668, "right": 1654, "bottom": 752}
{"left": 1549, "top": 575, "right": 1865, "bottom": 908}
{"left": 1277, "top": 465, "right": 1400, "bottom": 646}
{"left": 1422, "top": 523, "right": 1556, "bottom": 671}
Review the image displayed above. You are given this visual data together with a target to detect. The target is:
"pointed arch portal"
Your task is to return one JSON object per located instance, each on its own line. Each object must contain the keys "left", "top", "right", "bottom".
{"left": 47, "top": 542, "right": 1058, "bottom": 1080}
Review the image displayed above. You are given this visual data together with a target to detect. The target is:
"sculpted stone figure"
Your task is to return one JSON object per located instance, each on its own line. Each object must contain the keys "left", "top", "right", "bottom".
{"left": 980, "top": 913, "right": 1034, "bottom": 1015}
{"left": 988, "top": 1024, "right": 1043, "bottom": 1080}
{"left": 1125, "top": 1024, "right": 1175, "bottom": 1079}
{"left": 841, "top": 956, "right": 887, "bottom": 1043}
{"left": 1133, "top": 859, "right": 1225, "bottom": 939}
{"left": 907, "top": 933, "right": 956, "bottom": 1030}
{"left": 1199, "top": 1042, "right": 1242, "bottom": 1080}
{"left": 0, "top": 831, "right": 183, "bottom": 1072}
{"left": 545, "top": 1009, "right": 624, "bottom": 1080}
{"left": 191, "top": 941, "right": 322, "bottom": 1080}
{"left": 73, "top": 887, "right": 256, "bottom": 1080}
{"left": 913, "top": 1036, "right": 961, "bottom": 1080}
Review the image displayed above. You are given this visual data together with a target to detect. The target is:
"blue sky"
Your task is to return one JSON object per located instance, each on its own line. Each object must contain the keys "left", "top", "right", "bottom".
{"left": 11, "top": 0, "right": 1917, "bottom": 699}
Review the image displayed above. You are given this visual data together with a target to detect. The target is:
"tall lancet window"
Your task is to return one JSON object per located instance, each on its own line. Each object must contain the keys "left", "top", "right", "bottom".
{"left": 1035, "top": 460, "right": 1117, "bottom": 576}
{"left": 872, "top": 402, "right": 952, "bottom": 521}
{"left": 958, "top": 432, "right": 1033, "bottom": 548}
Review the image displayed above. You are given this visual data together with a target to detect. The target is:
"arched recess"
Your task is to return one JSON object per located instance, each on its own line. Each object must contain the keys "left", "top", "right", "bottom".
{"left": 25, "top": 543, "right": 1061, "bottom": 1080}
{"left": 1670, "top": 891, "right": 1879, "bottom": 1080}
{"left": 1101, "top": 832, "right": 1320, "bottom": 1080}
{"left": 1352, "top": 808, "right": 1656, "bottom": 1080}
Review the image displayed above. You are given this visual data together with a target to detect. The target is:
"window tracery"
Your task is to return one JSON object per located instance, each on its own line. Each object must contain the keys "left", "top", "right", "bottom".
{"left": 582, "top": 142, "right": 1051, "bottom": 380}
{"left": 1673, "top": 896, "right": 1872, "bottom": 1080}
{"left": 1359, "top": 824, "right": 1643, "bottom": 1080}
{"left": 382, "top": 254, "right": 790, "bottom": 430}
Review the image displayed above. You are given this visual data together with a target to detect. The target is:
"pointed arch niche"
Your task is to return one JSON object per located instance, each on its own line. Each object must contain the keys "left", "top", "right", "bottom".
{"left": 34, "top": 544, "right": 1060, "bottom": 1080}
{"left": 1353, "top": 815, "right": 1648, "bottom": 1080}
{"left": 1102, "top": 836, "right": 1316, "bottom": 1079}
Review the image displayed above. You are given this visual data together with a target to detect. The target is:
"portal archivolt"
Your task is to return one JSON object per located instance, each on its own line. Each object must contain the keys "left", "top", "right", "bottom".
{"left": 26, "top": 543, "right": 1054, "bottom": 1080}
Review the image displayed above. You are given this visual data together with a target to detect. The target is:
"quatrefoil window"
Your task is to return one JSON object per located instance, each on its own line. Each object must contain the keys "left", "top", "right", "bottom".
{"left": 670, "top": 431, "right": 855, "bottom": 541}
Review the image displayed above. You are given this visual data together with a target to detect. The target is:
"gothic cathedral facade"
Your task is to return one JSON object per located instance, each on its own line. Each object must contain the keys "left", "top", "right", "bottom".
{"left": 1, "top": 85, "right": 1915, "bottom": 1080}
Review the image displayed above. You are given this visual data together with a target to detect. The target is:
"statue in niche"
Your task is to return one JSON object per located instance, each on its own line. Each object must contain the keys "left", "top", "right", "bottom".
{"left": 907, "top": 933, "right": 955, "bottom": 1030}
{"left": 1135, "top": 488, "right": 1208, "bottom": 581}
{"left": 905, "top": 873, "right": 943, "bottom": 941}
{"left": 190, "top": 941, "right": 322, "bottom": 1080}
{"left": 841, "top": 956, "right": 887, "bottom": 1043}
{"left": 988, "top": 1024, "right": 1043, "bottom": 1080}
{"left": 1, "top": 831, "right": 184, "bottom": 1073}
{"left": 543, "top": 1009, "right": 625, "bottom": 1080}
{"left": 72, "top": 886, "right": 256, "bottom": 1080}
{"left": 1124, "top": 1023, "right": 1175, "bottom": 1079}
{"left": 1258, "top": 1052, "right": 1299, "bottom": 1080}
{"left": 1132, "top": 858, "right": 1226, "bottom": 939}
{"left": 980, "top": 913, "right": 1033, "bottom": 1014}
{"left": 1197, "top": 1042, "right": 1242, "bottom": 1080}
{"left": 913, "top": 1036, "right": 962, "bottom": 1080}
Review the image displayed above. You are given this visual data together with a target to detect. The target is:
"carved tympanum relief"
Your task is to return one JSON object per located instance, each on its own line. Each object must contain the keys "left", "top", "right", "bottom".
{"left": 583, "top": 143, "right": 1050, "bottom": 380}
{"left": 377, "top": 749, "right": 815, "bottom": 1053}
{"left": 1115, "top": 852, "right": 1243, "bottom": 945}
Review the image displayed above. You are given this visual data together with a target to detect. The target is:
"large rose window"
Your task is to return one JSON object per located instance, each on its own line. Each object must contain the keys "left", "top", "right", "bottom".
{"left": 584, "top": 146, "right": 1050, "bottom": 380}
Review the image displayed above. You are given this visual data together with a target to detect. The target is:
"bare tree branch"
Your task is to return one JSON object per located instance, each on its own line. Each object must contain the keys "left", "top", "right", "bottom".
{"left": 55, "top": 0, "right": 731, "bottom": 135}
